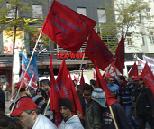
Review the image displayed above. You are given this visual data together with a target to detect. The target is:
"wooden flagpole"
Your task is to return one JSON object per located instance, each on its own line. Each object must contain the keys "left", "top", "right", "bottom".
{"left": 109, "top": 106, "right": 119, "bottom": 129}
{"left": 9, "top": 32, "right": 42, "bottom": 115}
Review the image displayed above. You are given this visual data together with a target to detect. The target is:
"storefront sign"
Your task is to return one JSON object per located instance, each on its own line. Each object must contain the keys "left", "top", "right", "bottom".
{"left": 57, "top": 52, "right": 85, "bottom": 59}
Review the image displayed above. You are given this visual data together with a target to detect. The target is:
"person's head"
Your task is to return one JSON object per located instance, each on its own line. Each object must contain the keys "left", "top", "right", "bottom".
{"left": 59, "top": 98, "right": 73, "bottom": 122}
{"left": 15, "top": 82, "right": 31, "bottom": 97}
{"left": 10, "top": 98, "right": 38, "bottom": 129}
{"left": 91, "top": 88, "right": 106, "bottom": 107}
{"left": 0, "top": 115, "right": 23, "bottom": 129}
{"left": 105, "top": 73, "right": 115, "bottom": 84}
{"left": 40, "top": 79, "right": 50, "bottom": 91}
{"left": 90, "top": 79, "right": 96, "bottom": 88}
{"left": 83, "top": 84, "right": 94, "bottom": 103}
{"left": 76, "top": 85, "right": 84, "bottom": 95}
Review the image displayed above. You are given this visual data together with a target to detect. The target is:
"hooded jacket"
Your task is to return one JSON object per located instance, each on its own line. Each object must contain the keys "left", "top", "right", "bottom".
{"left": 58, "top": 115, "right": 84, "bottom": 129}
{"left": 32, "top": 115, "right": 57, "bottom": 129}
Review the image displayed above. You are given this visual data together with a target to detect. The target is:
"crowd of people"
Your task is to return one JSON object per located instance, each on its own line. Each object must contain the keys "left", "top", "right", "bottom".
{"left": 0, "top": 74, "right": 154, "bottom": 129}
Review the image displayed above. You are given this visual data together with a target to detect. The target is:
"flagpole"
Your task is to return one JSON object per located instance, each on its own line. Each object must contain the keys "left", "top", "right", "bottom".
{"left": 109, "top": 106, "right": 119, "bottom": 129}
{"left": 44, "top": 98, "right": 50, "bottom": 115}
{"left": 9, "top": 32, "right": 42, "bottom": 115}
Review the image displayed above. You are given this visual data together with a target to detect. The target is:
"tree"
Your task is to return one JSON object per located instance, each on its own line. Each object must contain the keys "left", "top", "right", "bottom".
{"left": 99, "top": 0, "right": 149, "bottom": 53}
{"left": 0, "top": 0, "right": 50, "bottom": 53}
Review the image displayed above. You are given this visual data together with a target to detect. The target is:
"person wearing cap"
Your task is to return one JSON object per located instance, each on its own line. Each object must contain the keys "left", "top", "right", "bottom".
{"left": 9, "top": 81, "right": 32, "bottom": 112}
{"left": 88, "top": 87, "right": 131, "bottom": 129}
{"left": 10, "top": 97, "right": 57, "bottom": 129}
{"left": 58, "top": 98, "right": 84, "bottom": 129}
{"left": 83, "top": 85, "right": 103, "bottom": 129}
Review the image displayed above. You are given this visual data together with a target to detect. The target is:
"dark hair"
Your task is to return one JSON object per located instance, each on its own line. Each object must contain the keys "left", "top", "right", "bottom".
{"left": 90, "top": 79, "right": 96, "bottom": 85}
{"left": 83, "top": 83, "right": 94, "bottom": 93}
{"left": 40, "top": 79, "right": 50, "bottom": 87}
{"left": 0, "top": 115, "right": 23, "bottom": 129}
{"left": 59, "top": 98, "right": 73, "bottom": 111}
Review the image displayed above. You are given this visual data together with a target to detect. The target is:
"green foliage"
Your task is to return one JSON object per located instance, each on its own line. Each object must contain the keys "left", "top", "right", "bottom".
{"left": 115, "top": 0, "right": 149, "bottom": 35}
{"left": 0, "top": 0, "right": 42, "bottom": 33}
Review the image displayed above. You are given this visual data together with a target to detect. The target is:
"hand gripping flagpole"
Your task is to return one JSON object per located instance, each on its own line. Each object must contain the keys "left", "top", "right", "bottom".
{"left": 9, "top": 32, "right": 42, "bottom": 115}
{"left": 109, "top": 106, "right": 119, "bottom": 129}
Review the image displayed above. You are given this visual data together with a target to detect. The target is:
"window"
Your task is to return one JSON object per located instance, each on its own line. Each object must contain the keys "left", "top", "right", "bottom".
{"left": 32, "top": 5, "right": 43, "bottom": 19}
{"left": 146, "top": 8, "right": 151, "bottom": 18}
{"left": 141, "top": 36, "right": 145, "bottom": 46}
{"left": 97, "top": 8, "right": 106, "bottom": 23}
{"left": 127, "top": 37, "right": 133, "bottom": 46}
{"left": 77, "top": 7, "right": 87, "bottom": 16}
{"left": 149, "top": 35, "right": 154, "bottom": 44}
{"left": 6, "top": 3, "right": 18, "bottom": 18}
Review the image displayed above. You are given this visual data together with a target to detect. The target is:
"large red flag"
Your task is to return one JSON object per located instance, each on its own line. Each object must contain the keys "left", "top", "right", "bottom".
{"left": 96, "top": 67, "right": 117, "bottom": 106}
{"left": 85, "top": 30, "right": 114, "bottom": 70}
{"left": 49, "top": 55, "right": 61, "bottom": 125}
{"left": 42, "top": 1, "right": 96, "bottom": 51}
{"left": 56, "top": 60, "right": 83, "bottom": 115}
{"left": 114, "top": 36, "right": 125, "bottom": 74}
{"left": 128, "top": 62, "right": 138, "bottom": 78}
{"left": 79, "top": 69, "right": 85, "bottom": 87}
{"left": 141, "top": 63, "right": 154, "bottom": 95}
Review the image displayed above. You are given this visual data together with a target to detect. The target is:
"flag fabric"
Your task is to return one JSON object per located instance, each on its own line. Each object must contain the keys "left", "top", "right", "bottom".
{"left": 114, "top": 36, "right": 125, "bottom": 74}
{"left": 96, "top": 67, "right": 117, "bottom": 106}
{"left": 20, "top": 52, "right": 38, "bottom": 88}
{"left": 128, "top": 62, "right": 138, "bottom": 78}
{"left": 143, "top": 55, "right": 154, "bottom": 74}
{"left": 56, "top": 60, "right": 83, "bottom": 115}
{"left": 79, "top": 69, "right": 85, "bottom": 86}
{"left": 49, "top": 55, "right": 61, "bottom": 125}
{"left": 42, "top": 0, "right": 96, "bottom": 51}
{"left": 141, "top": 63, "right": 154, "bottom": 95}
{"left": 85, "top": 30, "right": 114, "bottom": 70}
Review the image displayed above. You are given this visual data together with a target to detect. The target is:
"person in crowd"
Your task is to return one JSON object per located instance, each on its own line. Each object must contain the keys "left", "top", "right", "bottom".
{"left": 90, "top": 79, "right": 96, "bottom": 88}
{"left": 105, "top": 73, "right": 119, "bottom": 97}
{"left": 39, "top": 79, "right": 50, "bottom": 101}
{"left": 10, "top": 97, "right": 57, "bottom": 129}
{"left": 135, "top": 78, "right": 154, "bottom": 129}
{"left": 58, "top": 98, "right": 84, "bottom": 129}
{"left": 91, "top": 87, "right": 131, "bottom": 129}
{"left": 0, "top": 81, "right": 5, "bottom": 114}
{"left": 118, "top": 75, "right": 134, "bottom": 129}
{"left": 9, "top": 82, "right": 32, "bottom": 112}
{"left": 33, "top": 88, "right": 54, "bottom": 121}
{"left": 83, "top": 85, "right": 103, "bottom": 129}
{"left": 0, "top": 114, "right": 23, "bottom": 129}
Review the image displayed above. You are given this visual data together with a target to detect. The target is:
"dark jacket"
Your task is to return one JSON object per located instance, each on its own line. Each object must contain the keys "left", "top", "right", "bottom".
{"left": 0, "top": 89, "right": 5, "bottom": 114}
{"left": 85, "top": 101, "right": 103, "bottom": 129}
{"left": 111, "top": 103, "right": 132, "bottom": 129}
{"left": 135, "top": 87, "right": 154, "bottom": 117}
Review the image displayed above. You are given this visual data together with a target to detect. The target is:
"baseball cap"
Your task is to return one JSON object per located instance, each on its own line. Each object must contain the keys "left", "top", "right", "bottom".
{"left": 91, "top": 88, "right": 106, "bottom": 107}
{"left": 11, "top": 97, "right": 37, "bottom": 116}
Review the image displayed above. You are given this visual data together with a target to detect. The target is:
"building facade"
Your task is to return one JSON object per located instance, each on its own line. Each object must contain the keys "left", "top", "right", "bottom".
{"left": 114, "top": 0, "right": 154, "bottom": 74}
{"left": 0, "top": 0, "right": 115, "bottom": 86}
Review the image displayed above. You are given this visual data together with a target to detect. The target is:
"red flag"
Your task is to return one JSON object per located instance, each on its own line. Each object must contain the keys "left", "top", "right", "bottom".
{"left": 128, "top": 62, "right": 138, "bottom": 78}
{"left": 85, "top": 30, "right": 114, "bottom": 70}
{"left": 56, "top": 60, "right": 83, "bottom": 115}
{"left": 141, "top": 63, "right": 154, "bottom": 95}
{"left": 42, "top": 1, "right": 96, "bottom": 51}
{"left": 114, "top": 36, "right": 125, "bottom": 74}
{"left": 96, "top": 67, "right": 117, "bottom": 106}
{"left": 49, "top": 55, "right": 61, "bottom": 125}
{"left": 79, "top": 69, "right": 85, "bottom": 86}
